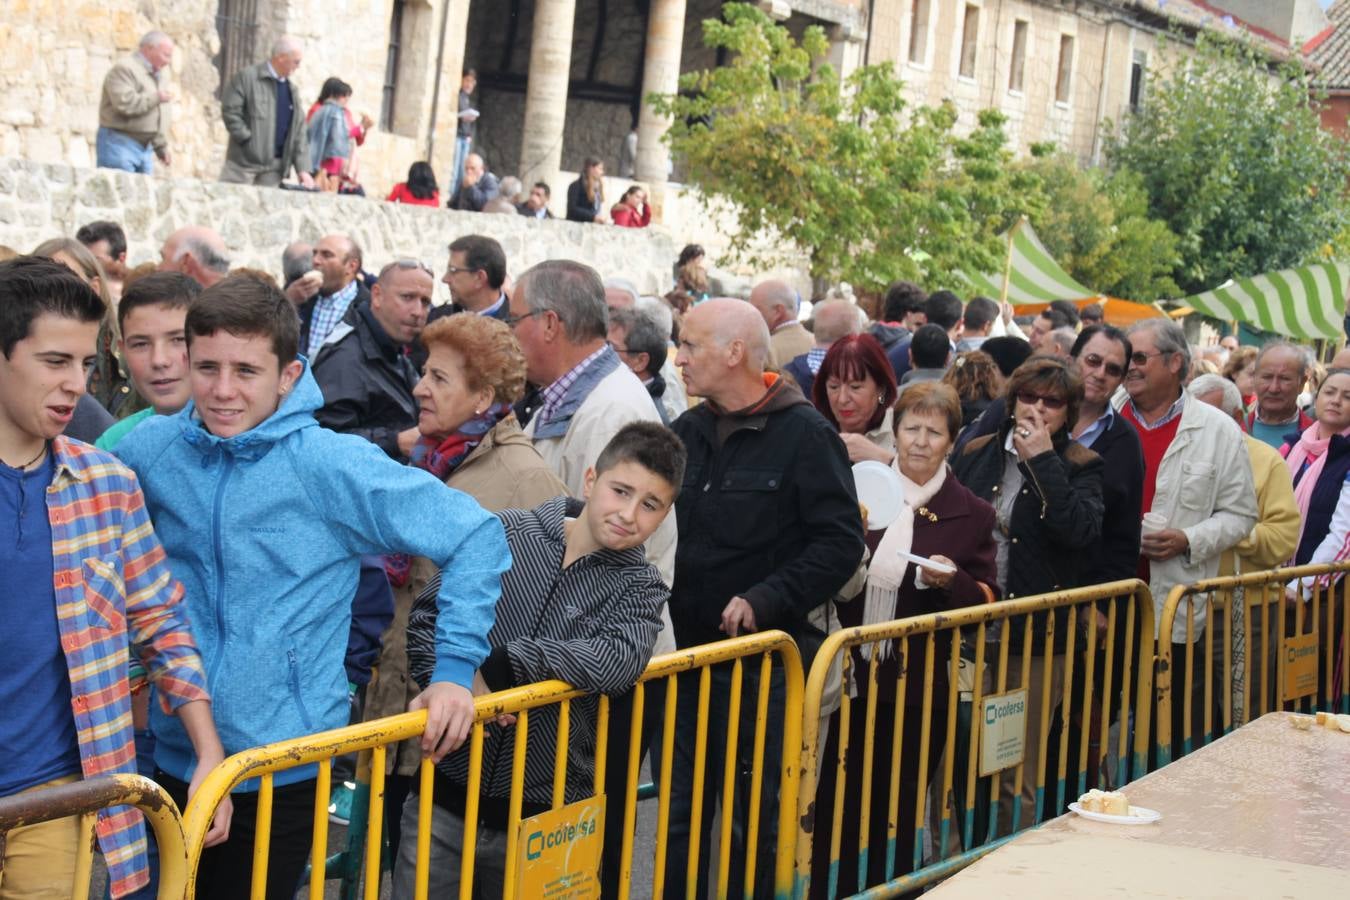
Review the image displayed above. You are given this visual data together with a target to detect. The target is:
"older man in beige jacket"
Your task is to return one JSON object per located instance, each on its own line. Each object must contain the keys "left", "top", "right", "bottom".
{"left": 97, "top": 31, "right": 174, "bottom": 173}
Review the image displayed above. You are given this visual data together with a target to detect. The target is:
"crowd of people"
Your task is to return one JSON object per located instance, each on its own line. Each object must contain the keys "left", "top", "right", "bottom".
{"left": 0, "top": 24, "right": 1338, "bottom": 900}
{"left": 96, "top": 34, "right": 653, "bottom": 228}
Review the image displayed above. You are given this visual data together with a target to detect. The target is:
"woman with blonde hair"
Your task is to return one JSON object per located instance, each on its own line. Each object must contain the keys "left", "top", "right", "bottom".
{"left": 1223, "top": 345, "right": 1258, "bottom": 414}
{"left": 943, "top": 350, "right": 1003, "bottom": 431}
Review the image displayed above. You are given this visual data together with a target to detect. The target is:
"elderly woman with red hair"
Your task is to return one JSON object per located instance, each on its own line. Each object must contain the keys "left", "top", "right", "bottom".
{"left": 811, "top": 333, "right": 899, "bottom": 464}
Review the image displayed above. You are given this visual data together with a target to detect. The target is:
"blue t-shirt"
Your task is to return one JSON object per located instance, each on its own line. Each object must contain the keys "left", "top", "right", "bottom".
{"left": 1249, "top": 418, "right": 1292, "bottom": 451}
{"left": 0, "top": 452, "right": 82, "bottom": 796}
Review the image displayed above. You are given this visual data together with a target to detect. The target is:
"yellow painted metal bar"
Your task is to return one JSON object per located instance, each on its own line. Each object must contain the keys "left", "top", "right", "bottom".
{"left": 1277, "top": 586, "right": 1289, "bottom": 711}
{"left": 652, "top": 674, "right": 678, "bottom": 900}
{"left": 989, "top": 626, "right": 1010, "bottom": 839}
{"left": 744, "top": 653, "right": 774, "bottom": 898}
{"left": 857, "top": 650, "right": 880, "bottom": 883}
{"left": 251, "top": 773, "right": 273, "bottom": 900}
{"left": 1011, "top": 614, "right": 1033, "bottom": 832}
{"left": 1056, "top": 607, "right": 1077, "bottom": 808}
{"left": 912, "top": 631, "right": 936, "bottom": 866}
{"left": 773, "top": 644, "right": 804, "bottom": 898}
{"left": 617, "top": 685, "right": 642, "bottom": 900}
{"left": 309, "top": 759, "right": 331, "bottom": 900}
{"left": 415, "top": 756, "right": 434, "bottom": 900}
{"left": 457, "top": 725, "right": 484, "bottom": 900}
{"left": 1260, "top": 588, "right": 1272, "bottom": 716}
{"left": 937, "top": 629, "right": 960, "bottom": 859}
{"left": 883, "top": 643, "right": 902, "bottom": 881}
{"left": 1242, "top": 590, "right": 1254, "bottom": 725}
{"left": 962, "top": 622, "right": 987, "bottom": 850}
{"left": 1095, "top": 598, "right": 1115, "bottom": 785}
{"left": 594, "top": 694, "right": 610, "bottom": 797}
{"left": 363, "top": 746, "right": 386, "bottom": 900}
{"left": 501, "top": 708, "right": 529, "bottom": 900}
{"left": 1076, "top": 601, "right": 1097, "bottom": 792}
{"left": 1118, "top": 595, "right": 1137, "bottom": 775}
{"left": 1183, "top": 602, "right": 1195, "bottom": 751}
{"left": 552, "top": 699, "right": 571, "bottom": 809}
{"left": 716, "top": 659, "right": 745, "bottom": 897}
{"left": 684, "top": 665, "right": 712, "bottom": 900}
{"left": 73, "top": 810, "right": 96, "bottom": 900}
{"left": 1034, "top": 612, "right": 1055, "bottom": 826}
{"left": 1221, "top": 589, "right": 1232, "bottom": 733}
{"left": 1202, "top": 600, "right": 1214, "bottom": 743}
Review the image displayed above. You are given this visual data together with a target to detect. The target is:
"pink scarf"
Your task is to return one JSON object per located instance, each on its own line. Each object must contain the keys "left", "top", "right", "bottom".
{"left": 1287, "top": 421, "right": 1350, "bottom": 549}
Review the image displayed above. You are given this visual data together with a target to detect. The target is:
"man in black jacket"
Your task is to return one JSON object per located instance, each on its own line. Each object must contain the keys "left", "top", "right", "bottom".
{"left": 311, "top": 260, "right": 432, "bottom": 459}
{"left": 665, "top": 298, "right": 865, "bottom": 899}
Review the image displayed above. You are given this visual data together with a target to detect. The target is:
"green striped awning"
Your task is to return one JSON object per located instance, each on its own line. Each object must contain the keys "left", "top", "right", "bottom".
{"left": 1183, "top": 263, "right": 1350, "bottom": 341}
{"left": 959, "top": 219, "right": 1099, "bottom": 305}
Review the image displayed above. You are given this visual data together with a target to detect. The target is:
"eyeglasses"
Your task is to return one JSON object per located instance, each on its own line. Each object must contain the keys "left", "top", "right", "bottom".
{"left": 503, "top": 310, "right": 545, "bottom": 329}
{"left": 1015, "top": 390, "right": 1068, "bottom": 410}
{"left": 1129, "top": 350, "right": 1171, "bottom": 367}
{"left": 609, "top": 344, "right": 637, "bottom": 356}
{"left": 1081, "top": 353, "right": 1125, "bottom": 379}
{"left": 443, "top": 264, "right": 481, "bottom": 276}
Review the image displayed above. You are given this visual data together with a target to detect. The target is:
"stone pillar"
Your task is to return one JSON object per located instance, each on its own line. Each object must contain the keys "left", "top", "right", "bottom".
{"left": 519, "top": 0, "right": 577, "bottom": 200}
{"left": 635, "top": 0, "right": 687, "bottom": 192}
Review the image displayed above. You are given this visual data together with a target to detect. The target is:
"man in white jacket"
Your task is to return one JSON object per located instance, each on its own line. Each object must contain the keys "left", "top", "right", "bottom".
{"left": 1116, "top": 318, "right": 1257, "bottom": 758}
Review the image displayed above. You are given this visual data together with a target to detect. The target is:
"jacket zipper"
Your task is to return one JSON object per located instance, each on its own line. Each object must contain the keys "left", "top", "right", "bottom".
{"left": 207, "top": 456, "right": 235, "bottom": 686}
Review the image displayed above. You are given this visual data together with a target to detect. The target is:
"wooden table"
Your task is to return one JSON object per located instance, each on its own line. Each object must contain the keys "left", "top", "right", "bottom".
{"left": 927, "top": 712, "right": 1350, "bottom": 897}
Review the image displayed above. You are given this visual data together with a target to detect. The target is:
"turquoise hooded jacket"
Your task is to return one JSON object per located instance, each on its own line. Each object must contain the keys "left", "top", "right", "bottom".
{"left": 116, "top": 365, "right": 510, "bottom": 788}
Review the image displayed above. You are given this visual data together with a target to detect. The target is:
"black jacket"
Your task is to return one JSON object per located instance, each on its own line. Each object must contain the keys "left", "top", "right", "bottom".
{"left": 298, "top": 280, "right": 372, "bottom": 359}
{"left": 566, "top": 178, "right": 603, "bottom": 222}
{"left": 310, "top": 301, "right": 419, "bottom": 459}
{"left": 669, "top": 380, "right": 866, "bottom": 657}
{"left": 953, "top": 421, "right": 1104, "bottom": 654}
{"left": 956, "top": 397, "right": 1142, "bottom": 584}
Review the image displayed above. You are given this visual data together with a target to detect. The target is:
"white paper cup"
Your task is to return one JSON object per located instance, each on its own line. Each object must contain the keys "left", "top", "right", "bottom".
{"left": 1141, "top": 512, "right": 1167, "bottom": 535}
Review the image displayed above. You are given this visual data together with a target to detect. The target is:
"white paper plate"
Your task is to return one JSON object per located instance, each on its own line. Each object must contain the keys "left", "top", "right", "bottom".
{"left": 897, "top": 550, "right": 956, "bottom": 574}
{"left": 852, "top": 461, "right": 904, "bottom": 530}
{"left": 1068, "top": 802, "right": 1162, "bottom": 825}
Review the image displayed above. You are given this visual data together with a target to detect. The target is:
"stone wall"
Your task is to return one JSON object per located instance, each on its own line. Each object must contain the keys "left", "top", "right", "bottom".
{"left": 0, "top": 156, "right": 680, "bottom": 297}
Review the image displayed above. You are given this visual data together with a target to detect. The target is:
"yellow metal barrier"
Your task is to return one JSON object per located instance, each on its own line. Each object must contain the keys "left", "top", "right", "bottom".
{"left": 180, "top": 631, "right": 803, "bottom": 900}
{"left": 793, "top": 580, "right": 1156, "bottom": 899}
{"left": 0, "top": 773, "right": 188, "bottom": 900}
{"left": 1156, "top": 561, "right": 1350, "bottom": 765}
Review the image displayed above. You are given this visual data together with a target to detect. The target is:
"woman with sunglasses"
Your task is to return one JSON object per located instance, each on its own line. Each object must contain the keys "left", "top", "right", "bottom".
{"left": 952, "top": 355, "right": 1104, "bottom": 832}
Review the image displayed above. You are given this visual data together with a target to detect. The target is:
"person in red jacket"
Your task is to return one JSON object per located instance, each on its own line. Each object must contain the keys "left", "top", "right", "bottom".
{"left": 610, "top": 185, "right": 651, "bottom": 228}
{"left": 387, "top": 161, "right": 441, "bottom": 207}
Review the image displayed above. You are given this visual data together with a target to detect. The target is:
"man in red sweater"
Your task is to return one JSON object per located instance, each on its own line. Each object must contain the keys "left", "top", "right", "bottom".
{"left": 1119, "top": 319, "right": 1257, "bottom": 760}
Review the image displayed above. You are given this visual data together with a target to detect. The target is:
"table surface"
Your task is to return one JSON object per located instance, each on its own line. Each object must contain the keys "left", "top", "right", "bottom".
{"left": 927, "top": 712, "right": 1350, "bottom": 897}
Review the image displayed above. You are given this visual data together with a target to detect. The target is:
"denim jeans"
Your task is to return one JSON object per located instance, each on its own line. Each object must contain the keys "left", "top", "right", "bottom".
{"left": 96, "top": 127, "right": 155, "bottom": 174}
{"left": 390, "top": 795, "right": 507, "bottom": 899}
{"left": 663, "top": 661, "right": 786, "bottom": 900}
{"left": 450, "top": 137, "right": 472, "bottom": 200}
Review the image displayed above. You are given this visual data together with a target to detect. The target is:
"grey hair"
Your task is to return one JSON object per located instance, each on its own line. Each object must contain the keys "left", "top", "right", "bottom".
{"left": 140, "top": 31, "right": 172, "bottom": 49}
{"left": 498, "top": 176, "right": 523, "bottom": 202}
{"left": 517, "top": 260, "right": 608, "bottom": 342}
{"left": 176, "top": 235, "right": 230, "bottom": 274}
{"left": 609, "top": 307, "right": 666, "bottom": 378}
{"left": 271, "top": 35, "right": 303, "bottom": 57}
{"left": 757, "top": 280, "right": 798, "bottom": 314}
{"left": 1128, "top": 318, "right": 1192, "bottom": 374}
{"left": 1254, "top": 339, "right": 1312, "bottom": 378}
{"left": 637, "top": 296, "right": 673, "bottom": 342}
{"left": 1047, "top": 327, "right": 1078, "bottom": 357}
{"left": 281, "top": 242, "right": 311, "bottom": 286}
{"left": 602, "top": 277, "right": 640, "bottom": 308}
{"left": 1187, "top": 373, "right": 1243, "bottom": 416}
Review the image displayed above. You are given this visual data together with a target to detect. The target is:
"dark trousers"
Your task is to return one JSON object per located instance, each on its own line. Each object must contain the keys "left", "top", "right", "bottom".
{"left": 663, "top": 662, "right": 785, "bottom": 900}
{"left": 809, "top": 700, "right": 948, "bottom": 898}
{"left": 159, "top": 771, "right": 317, "bottom": 900}
{"left": 598, "top": 678, "right": 666, "bottom": 893}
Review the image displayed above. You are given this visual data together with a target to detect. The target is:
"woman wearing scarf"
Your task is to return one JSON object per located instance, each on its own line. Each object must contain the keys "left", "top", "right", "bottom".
{"left": 366, "top": 313, "right": 566, "bottom": 858}
{"left": 952, "top": 356, "right": 1103, "bottom": 833}
{"left": 809, "top": 382, "right": 998, "bottom": 897}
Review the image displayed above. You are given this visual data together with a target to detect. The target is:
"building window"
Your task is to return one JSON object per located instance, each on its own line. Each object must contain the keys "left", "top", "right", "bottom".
{"left": 1009, "top": 20, "right": 1028, "bottom": 94}
{"left": 380, "top": 0, "right": 406, "bottom": 132}
{"left": 908, "top": 0, "right": 931, "bottom": 65}
{"left": 215, "top": 0, "right": 260, "bottom": 99}
{"left": 959, "top": 4, "right": 980, "bottom": 80}
{"left": 1055, "top": 34, "right": 1075, "bottom": 104}
{"left": 1129, "top": 50, "right": 1147, "bottom": 111}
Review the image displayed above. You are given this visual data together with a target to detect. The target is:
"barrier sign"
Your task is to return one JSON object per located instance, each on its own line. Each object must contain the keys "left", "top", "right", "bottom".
{"left": 979, "top": 689, "right": 1028, "bottom": 777}
{"left": 516, "top": 795, "right": 606, "bottom": 898}
{"left": 1283, "top": 632, "right": 1319, "bottom": 703}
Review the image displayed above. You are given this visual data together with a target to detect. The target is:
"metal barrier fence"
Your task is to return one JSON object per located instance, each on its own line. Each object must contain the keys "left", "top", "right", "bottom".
{"left": 178, "top": 631, "right": 803, "bottom": 900}
{"left": 1156, "top": 561, "right": 1350, "bottom": 766}
{"left": 0, "top": 774, "right": 188, "bottom": 900}
{"left": 793, "top": 580, "right": 1156, "bottom": 900}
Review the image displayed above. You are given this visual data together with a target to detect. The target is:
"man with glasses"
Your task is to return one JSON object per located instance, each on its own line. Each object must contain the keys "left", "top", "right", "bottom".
{"left": 430, "top": 234, "right": 509, "bottom": 325}
{"left": 1119, "top": 318, "right": 1256, "bottom": 759}
{"left": 312, "top": 259, "right": 433, "bottom": 460}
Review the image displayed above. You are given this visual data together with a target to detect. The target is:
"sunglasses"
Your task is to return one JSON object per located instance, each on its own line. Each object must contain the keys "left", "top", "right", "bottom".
{"left": 1081, "top": 353, "right": 1124, "bottom": 379}
{"left": 1015, "top": 390, "right": 1068, "bottom": 410}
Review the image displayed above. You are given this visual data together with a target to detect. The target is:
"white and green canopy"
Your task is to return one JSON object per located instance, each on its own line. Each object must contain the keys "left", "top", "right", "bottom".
{"left": 1181, "top": 262, "right": 1350, "bottom": 341}
{"left": 960, "top": 218, "right": 1099, "bottom": 305}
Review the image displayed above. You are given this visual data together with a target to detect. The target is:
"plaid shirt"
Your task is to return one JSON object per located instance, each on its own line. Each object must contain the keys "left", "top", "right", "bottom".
{"left": 46, "top": 436, "right": 209, "bottom": 898}
{"left": 306, "top": 279, "right": 360, "bottom": 357}
{"left": 537, "top": 345, "right": 609, "bottom": 429}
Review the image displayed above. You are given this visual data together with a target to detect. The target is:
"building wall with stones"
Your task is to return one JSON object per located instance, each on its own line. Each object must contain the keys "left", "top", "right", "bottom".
{"left": 0, "top": 156, "right": 679, "bottom": 299}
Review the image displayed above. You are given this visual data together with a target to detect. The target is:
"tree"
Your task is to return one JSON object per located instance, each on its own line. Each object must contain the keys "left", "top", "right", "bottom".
{"left": 650, "top": 3, "right": 1039, "bottom": 292}
{"left": 1023, "top": 152, "right": 1181, "bottom": 302}
{"left": 1107, "top": 32, "right": 1350, "bottom": 295}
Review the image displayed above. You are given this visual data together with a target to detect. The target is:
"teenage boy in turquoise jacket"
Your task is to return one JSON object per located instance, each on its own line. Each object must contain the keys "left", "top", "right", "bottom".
{"left": 116, "top": 272, "right": 510, "bottom": 897}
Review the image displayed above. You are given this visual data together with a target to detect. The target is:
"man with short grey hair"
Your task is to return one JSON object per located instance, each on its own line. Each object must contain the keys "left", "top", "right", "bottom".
{"left": 782, "top": 298, "right": 861, "bottom": 398}
{"left": 448, "top": 153, "right": 500, "bottom": 212}
{"left": 609, "top": 306, "right": 674, "bottom": 424}
{"left": 220, "top": 36, "right": 315, "bottom": 187}
{"left": 98, "top": 31, "right": 175, "bottom": 173}
{"left": 1044, "top": 326, "right": 1078, "bottom": 360}
{"left": 1246, "top": 340, "right": 1314, "bottom": 448}
{"left": 749, "top": 279, "right": 812, "bottom": 367}
{"left": 158, "top": 226, "right": 230, "bottom": 289}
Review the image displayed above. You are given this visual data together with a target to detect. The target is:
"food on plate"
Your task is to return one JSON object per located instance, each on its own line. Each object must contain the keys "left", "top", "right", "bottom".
{"left": 1336, "top": 714, "right": 1350, "bottom": 734}
{"left": 1289, "top": 714, "right": 1314, "bottom": 731}
{"left": 1078, "top": 789, "right": 1129, "bottom": 816}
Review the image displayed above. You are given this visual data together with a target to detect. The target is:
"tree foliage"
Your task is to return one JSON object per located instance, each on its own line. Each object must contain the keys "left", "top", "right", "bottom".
{"left": 1106, "top": 32, "right": 1350, "bottom": 295}
{"left": 650, "top": 3, "right": 1038, "bottom": 291}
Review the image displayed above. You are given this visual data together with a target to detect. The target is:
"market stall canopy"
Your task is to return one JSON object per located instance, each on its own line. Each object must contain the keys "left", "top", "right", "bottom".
{"left": 959, "top": 218, "right": 1098, "bottom": 305}
{"left": 1181, "top": 262, "right": 1350, "bottom": 341}
{"left": 1014, "top": 297, "right": 1165, "bottom": 326}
